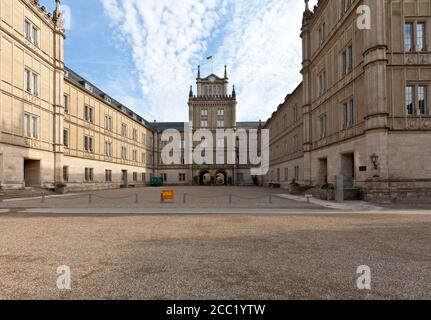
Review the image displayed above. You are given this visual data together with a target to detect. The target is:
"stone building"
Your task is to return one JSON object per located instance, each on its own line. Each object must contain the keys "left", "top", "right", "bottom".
{"left": 265, "top": 0, "right": 431, "bottom": 201}
{"left": 0, "top": 0, "right": 261, "bottom": 191}
{"left": 153, "top": 66, "right": 263, "bottom": 186}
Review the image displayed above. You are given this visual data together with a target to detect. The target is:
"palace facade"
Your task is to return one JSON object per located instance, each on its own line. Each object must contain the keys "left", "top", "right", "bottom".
{"left": 265, "top": 0, "right": 431, "bottom": 201}
{"left": 0, "top": 0, "right": 260, "bottom": 191}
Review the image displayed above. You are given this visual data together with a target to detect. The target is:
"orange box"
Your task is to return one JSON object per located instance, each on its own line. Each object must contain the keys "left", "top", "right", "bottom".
{"left": 162, "top": 190, "right": 174, "bottom": 201}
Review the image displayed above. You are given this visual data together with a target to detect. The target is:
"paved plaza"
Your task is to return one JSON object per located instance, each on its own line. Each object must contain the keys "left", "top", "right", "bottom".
{"left": 1, "top": 186, "right": 322, "bottom": 210}
{"left": 1, "top": 187, "right": 431, "bottom": 300}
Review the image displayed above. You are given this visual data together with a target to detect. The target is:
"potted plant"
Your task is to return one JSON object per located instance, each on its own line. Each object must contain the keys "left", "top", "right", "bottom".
{"left": 320, "top": 184, "right": 335, "bottom": 200}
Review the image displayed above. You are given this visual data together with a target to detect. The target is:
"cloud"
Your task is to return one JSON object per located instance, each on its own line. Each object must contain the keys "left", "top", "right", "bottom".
{"left": 100, "top": 0, "right": 317, "bottom": 122}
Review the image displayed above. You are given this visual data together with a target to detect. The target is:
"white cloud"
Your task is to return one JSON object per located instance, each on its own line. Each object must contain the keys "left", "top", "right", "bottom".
{"left": 100, "top": 0, "right": 317, "bottom": 122}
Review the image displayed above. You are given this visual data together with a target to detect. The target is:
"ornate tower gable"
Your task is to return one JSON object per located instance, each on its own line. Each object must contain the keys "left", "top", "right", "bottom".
{"left": 188, "top": 65, "right": 237, "bottom": 129}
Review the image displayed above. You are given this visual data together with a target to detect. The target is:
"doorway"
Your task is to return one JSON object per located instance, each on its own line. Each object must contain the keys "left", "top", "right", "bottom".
{"left": 215, "top": 171, "right": 227, "bottom": 185}
{"left": 318, "top": 158, "right": 328, "bottom": 185}
{"left": 199, "top": 171, "right": 211, "bottom": 185}
{"left": 24, "top": 159, "right": 41, "bottom": 187}
{"left": 341, "top": 153, "right": 355, "bottom": 187}
{"left": 121, "top": 170, "right": 128, "bottom": 188}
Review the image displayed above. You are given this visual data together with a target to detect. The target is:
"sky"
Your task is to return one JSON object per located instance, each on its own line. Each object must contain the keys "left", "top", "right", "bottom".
{"left": 45, "top": 0, "right": 318, "bottom": 123}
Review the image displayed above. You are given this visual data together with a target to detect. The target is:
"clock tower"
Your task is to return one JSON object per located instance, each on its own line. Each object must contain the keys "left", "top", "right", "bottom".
{"left": 188, "top": 65, "right": 237, "bottom": 130}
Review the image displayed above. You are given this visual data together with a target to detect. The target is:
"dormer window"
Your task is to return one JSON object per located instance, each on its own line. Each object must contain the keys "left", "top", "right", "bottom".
{"left": 104, "top": 96, "right": 112, "bottom": 104}
{"left": 84, "top": 83, "right": 93, "bottom": 93}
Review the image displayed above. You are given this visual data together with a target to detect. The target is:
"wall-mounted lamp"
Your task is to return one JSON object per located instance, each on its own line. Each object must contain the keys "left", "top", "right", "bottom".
{"left": 370, "top": 153, "right": 379, "bottom": 170}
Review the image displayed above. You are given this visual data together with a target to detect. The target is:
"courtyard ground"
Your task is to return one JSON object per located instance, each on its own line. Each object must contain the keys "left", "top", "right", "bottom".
{"left": 0, "top": 187, "right": 430, "bottom": 300}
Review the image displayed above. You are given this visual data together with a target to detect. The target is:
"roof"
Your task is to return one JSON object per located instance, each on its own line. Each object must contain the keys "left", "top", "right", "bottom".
{"left": 64, "top": 67, "right": 152, "bottom": 130}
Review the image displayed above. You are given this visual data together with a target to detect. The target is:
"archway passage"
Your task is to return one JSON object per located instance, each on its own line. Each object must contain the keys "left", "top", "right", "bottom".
{"left": 215, "top": 171, "right": 227, "bottom": 186}
{"left": 199, "top": 171, "right": 211, "bottom": 185}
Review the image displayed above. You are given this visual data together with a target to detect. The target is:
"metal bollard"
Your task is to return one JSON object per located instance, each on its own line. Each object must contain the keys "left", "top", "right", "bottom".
{"left": 135, "top": 193, "right": 139, "bottom": 204}
{"left": 183, "top": 193, "right": 187, "bottom": 204}
{"left": 269, "top": 193, "right": 273, "bottom": 204}
{"left": 41, "top": 192, "right": 46, "bottom": 203}
{"left": 88, "top": 194, "right": 92, "bottom": 204}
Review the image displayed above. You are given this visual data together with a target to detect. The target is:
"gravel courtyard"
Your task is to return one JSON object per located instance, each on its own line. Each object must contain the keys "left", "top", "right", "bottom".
{"left": 1, "top": 186, "right": 321, "bottom": 209}
{"left": 0, "top": 211, "right": 430, "bottom": 300}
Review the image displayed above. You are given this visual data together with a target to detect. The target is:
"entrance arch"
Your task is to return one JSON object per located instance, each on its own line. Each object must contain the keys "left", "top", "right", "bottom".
{"left": 199, "top": 170, "right": 211, "bottom": 185}
{"left": 215, "top": 171, "right": 227, "bottom": 186}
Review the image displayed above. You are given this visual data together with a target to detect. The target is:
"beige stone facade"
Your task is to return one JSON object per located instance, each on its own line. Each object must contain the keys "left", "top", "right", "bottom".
{"left": 265, "top": 0, "right": 431, "bottom": 201}
{"left": 0, "top": 0, "right": 261, "bottom": 191}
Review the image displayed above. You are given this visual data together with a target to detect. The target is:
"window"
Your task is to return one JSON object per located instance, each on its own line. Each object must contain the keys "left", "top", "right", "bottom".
{"left": 85, "top": 168, "right": 94, "bottom": 182}
{"left": 418, "top": 85, "right": 427, "bottom": 115}
{"left": 284, "top": 168, "right": 289, "bottom": 181}
{"left": 121, "top": 123, "right": 128, "bottom": 137}
{"left": 121, "top": 147, "right": 127, "bottom": 160}
{"left": 132, "top": 129, "right": 138, "bottom": 141}
{"left": 217, "top": 120, "right": 224, "bottom": 128}
{"left": 293, "top": 106, "right": 300, "bottom": 122}
{"left": 217, "top": 138, "right": 225, "bottom": 148}
{"left": 142, "top": 133, "right": 147, "bottom": 145}
{"left": 217, "top": 109, "right": 225, "bottom": 116}
{"left": 417, "top": 22, "right": 426, "bottom": 52}
{"left": 142, "top": 152, "right": 146, "bottom": 164}
{"left": 84, "top": 82, "right": 93, "bottom": 93}
{"left": 104, "top": 96, "right": 112, "bottom": 104}
{"left": 32, "top": 73, "right": 38, "bottom": 96}
{"left": 201, "top": 109, "right": 208, "bottom": 116}
{"left": 24, "top": 69, "right": 31, "bottom": 92}
{"left": 342, "top": 45, "right": 353, "bottom": 75}
{"left": 343, "top": 99, "right": 356, "bottom": 128}
{"left": 132, "top": 150, "right": 137, "bottom": 161}
{"left": 105, "top": 170, "right": 112, "bottom": 182}
{"left": 84, "top": 106, "right": 94, "bottom": 123}
{"left": 319, "top": 23, "right": 326, "bottom": 46}
{"left": 63, "top": 129, "right": 69, "bottom": 147}
{"left": 341, "top": 0, "right": 352, "bottom": 14}
{"left": 63, "top": 166, "right": 69, "bottom": 182}
{"left": 24, "top": 114, "right": 30, "bottom": 137}
{"left": 24, "top": 114, "right": 38, "bottom": 139}
{"left": 32, "top": 26, "right": 38, "bottom": 46}
{"left": 404, "top": 22, "right": 427, "bottom": 52}
{"left": 405, "top": 23, "right": 414, "bottom": 52}
{"left": 201, "top": 120, "right": 208, "bottom": 128}
{"left": 24, "top": 19, "right": 31, "bottom": 41}
{"left": 319, "top": 71, "right": 326, "bottom": 96}
{"left": 179, "top": 173, "right": 186, "bottom": 182}
{"left": 142, "top": 173, "right": 146, "bottom": 182}
{"left": 319, "top": 114, "right": 327, "bottom": 138}
{"left": 406, "top": 86, "right": 415, "bottom": 115}
{"left": 294, "top": 166, "right": 300, "bottom": 181}
{"left": 84, "top": 136, "right": 94, "bottom": 153}
{"left": 105, "top": 141, "right": 112, "bottom": 157}
{"left": 133, "top": 172, "right": 138, "bottom": 182}
{"left": 104, "top": 115, "right": 113, "bottom": 131}
{"left": 161, "top": 173, "right": 167, "bottom": 182}
{"left": 293, "top": 135, "right": 299, "bottom": 152}
{"left": 64, "top": 95, "right": 69, "bottom": 113}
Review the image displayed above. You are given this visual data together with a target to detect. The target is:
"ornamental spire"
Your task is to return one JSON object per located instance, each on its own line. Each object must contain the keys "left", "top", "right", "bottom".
{"left": 53, "top": 0, "right": 62, "bottom": 25}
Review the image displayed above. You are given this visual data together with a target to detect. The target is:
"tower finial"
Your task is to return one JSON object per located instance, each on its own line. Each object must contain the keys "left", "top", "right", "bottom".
{"left": 232, "top": 85, "right": 236, "bottom": 99}
{"left": 224, "top": 65, "right": 228, "bottom": 79}
{"left": 53, "top": 0, "right": 62, "bottom": 25}
{"left": 189, "top": 85, "right": 193, "bottom": 98}
{"left": 305, "top": 0, "right": 309, "bottom": 11}
{"left": 197, "top": 65, "right": 201, "bottom": 79}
